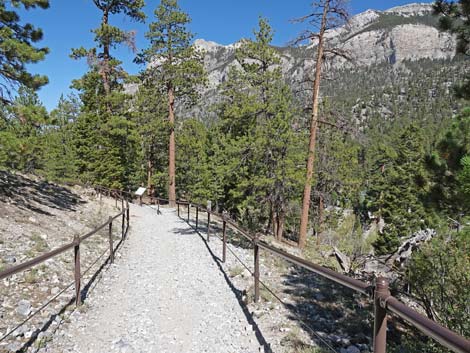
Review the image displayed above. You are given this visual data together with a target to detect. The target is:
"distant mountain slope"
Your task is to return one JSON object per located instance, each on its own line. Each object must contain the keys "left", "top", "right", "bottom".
{"left": 181, "top": 3, "right": 459, "bottom": 122}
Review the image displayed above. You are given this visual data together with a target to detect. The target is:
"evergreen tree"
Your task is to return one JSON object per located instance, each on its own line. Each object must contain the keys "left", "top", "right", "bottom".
{"left": 136, "top": 0, "right": 206, "bottom": 206}
{"left": 295, "top": 0, "right": 350, "bottom": 250}
{"left": 434, "top": 0, "right": 470, "bottom": 99}
{"left": 0, "top": 86, "right": 48, "bottom": 171}
{"left": 366, "top": 124, "right": 430, "bottom": 255}
{"left": 0, "top": 0, "right": 49, "bottom": 102}
{"left": 71, "top": 1, "right": 145, "bottom": 189}
{"left": 217, "top": 18, "right": 303, "bottom": 238}
{"left": 42, "top": 94, "right": 81, "bottom": 181}
{"left": 427, "top": 108, "right": 470, "bottom": 214}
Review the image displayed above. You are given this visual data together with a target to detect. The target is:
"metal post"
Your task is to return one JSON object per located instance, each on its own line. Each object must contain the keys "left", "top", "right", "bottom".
{"left": 139, "top": 195, "right": 142, "bottom": 207}
{"left": 222, "top": 218, "right": 227, "bottom": 263}
{"left": 109, "top": 217, "right": 114, "bottom": 264}
{"left": 177, "top": 202, "right": 180, "bottom": 217}
{"left": 74, "top": 235, "right": 81, "bottom": 306}
{"left": 122, "top": 211, "right": 125, "bottom": 239}
{"left": 254, "top": 236, "right": 260, "bottom": 303}
{"left": 373, "top": 277, "right": 390, "bottom": 353}
{"left": 196, "top": 207, "right": 199, "bottom": 230}
{"left": 207, "top": 211, "right": 211, "bottom": 242}
{"left": 121, "top": 197, "right": 124, "bottom": 211}
{"left": 157, "top": 198, "right": 160, "bottom": 213}
{"left": 187, "top": 203, "right": 190, "bottom": 223}
{"left": 126, "top": 201, "right": 130, "bottom": 231}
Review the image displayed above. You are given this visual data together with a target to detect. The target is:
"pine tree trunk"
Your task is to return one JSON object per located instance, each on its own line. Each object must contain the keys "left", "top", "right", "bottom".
{"left": 317, "top": 194, "right": 324, "bottom": 246}
{"left": 276, "top": 210, "right": 285, "bottom": 241}
{"left": 168, "top": 85, "right": 176, "bottom": 207}
{"left": 101, "top": 9, "right": 111, "bottom": 99}
{"left": 298, "top": 0, "right": 330, "bottom": 250}
{"left": 147, "top": 159, "right": 153, "bottom": 190}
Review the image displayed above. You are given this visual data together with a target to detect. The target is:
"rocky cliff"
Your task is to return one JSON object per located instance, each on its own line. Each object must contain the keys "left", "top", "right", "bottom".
{"left": 193, "top": 3, "right": 455, "bottom": 92}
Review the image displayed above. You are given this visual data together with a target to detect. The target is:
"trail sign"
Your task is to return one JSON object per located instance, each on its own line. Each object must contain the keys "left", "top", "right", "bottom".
{"left": 135, "top": 187, "right": 146, "bottom": 196}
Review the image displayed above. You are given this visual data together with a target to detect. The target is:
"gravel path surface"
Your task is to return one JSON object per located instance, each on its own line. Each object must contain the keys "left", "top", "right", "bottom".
{"left": 46, "top": 204, "right": 265, "bottom": 353}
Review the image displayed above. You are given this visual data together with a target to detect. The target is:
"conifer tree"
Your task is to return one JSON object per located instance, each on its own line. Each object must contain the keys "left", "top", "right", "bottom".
{"left": 136, "top": 0, "right": 206, "bottom": 206}
{"left": 434, "top": 0, "right": 470, "bottom": 98}
{"left": 218, "top": 18, "right": 303, "bottom": 238}
{"left": 71, "top": 1, "right": 145, "bottom": 189}
{"left": 0, "top": 0, "right": 49, "bottom": 102}
{"left": 295, "top": 0, "right": 350, "bottom": 249}
{"left": 0, "top": 86, "right": 48, "bottom": 171}
{"left": 42, "top": 94, "right": 81, "bottom": 181}
{"left": 366, "top": 124, "right": 430, "bottom": 255}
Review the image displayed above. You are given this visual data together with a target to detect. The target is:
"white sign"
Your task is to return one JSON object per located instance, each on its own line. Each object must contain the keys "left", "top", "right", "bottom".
{"left": 135, "top": 187, "right": 147, "bottom": 196}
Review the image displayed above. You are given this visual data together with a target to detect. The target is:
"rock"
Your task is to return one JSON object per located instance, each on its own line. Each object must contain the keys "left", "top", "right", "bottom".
{"left": 5, "top": 342, "right": 21, "bottom": 353}
{"left": 16, "top": 300, "right": 31, "bottom": 317}
{"left": 346, "top": 345, "right": 361, "bottom": 353}
{"left": 28, "top": 216, "right": 38, "bottom": 224}
{"left": 240, "top": 269, "right": 251, "bottom": 278}
{"left": 3, "top": 255, "right": 16, "bottom": 264}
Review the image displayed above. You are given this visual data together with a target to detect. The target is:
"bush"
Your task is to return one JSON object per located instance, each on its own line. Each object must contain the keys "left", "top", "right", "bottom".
{"left": 406, "top": 229, "right": 470, "bottom": 338}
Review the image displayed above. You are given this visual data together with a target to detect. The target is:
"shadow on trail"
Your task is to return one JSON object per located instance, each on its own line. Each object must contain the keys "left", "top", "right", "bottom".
{"left": 16, "top": 223, "right": 130, "bottom": 353}
{"left": 0, "top": 170, "right": 85, "bottom": 216}
{"left": 168, "top": 216, "right": 273, "bottom": 353}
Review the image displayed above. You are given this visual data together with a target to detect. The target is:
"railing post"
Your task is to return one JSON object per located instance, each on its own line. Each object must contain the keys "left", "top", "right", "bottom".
{"left": 121, "top": 197, "right": 124, "bottom": 211}
{"left": 196, "top": 206, "right": 199, "bottom": 230}
{"left": 254, "top": 235, "right": 260, "bottom": 303}
{"left": 157, "top": 198, "right": 160, "bottom": 213}
{"left": 108, "top": 217, "right": 114, "bottom": 264}
{"left": 73, "top": 234, "right": 82, "bottom": 306}
{"left": 222, "top": 216, "right": 227, "bottom": 263}
{"left": 126, "top": 201, "right": 130, "bottom": 231}
{"left": 122, "top": 211, "right": 125, "bottom": 239}
{"left": 177, "top": 202, "right": 180, "bottom": 217}
{"left": 207, "top": 211, "right": 211, "bottom": 242}
{"left": 187, "top": 203, "right": 190, "bottom": 223}
{"left": 373, "top": 277, "right": 390, "bottom": 353}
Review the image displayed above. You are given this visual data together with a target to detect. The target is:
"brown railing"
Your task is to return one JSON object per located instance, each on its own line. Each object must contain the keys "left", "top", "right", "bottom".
{"left": 166, "top": 198, "right": 470, "bottom": 353}
{"left": 0, "top": 187, "right": 131, "bottom": 343}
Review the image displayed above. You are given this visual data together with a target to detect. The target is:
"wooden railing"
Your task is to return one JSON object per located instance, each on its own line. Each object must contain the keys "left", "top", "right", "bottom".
{"left": 0, "top": 186, "right": 131, "bottom": 343}
{"left": 166, "top": 198, "right": 470, "bottom": 353}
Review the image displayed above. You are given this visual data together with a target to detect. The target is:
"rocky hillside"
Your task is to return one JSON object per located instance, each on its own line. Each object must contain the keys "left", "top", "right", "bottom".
{"left": 0, "top": 171, "right": 121, "bottom": 352}
{"left": 183, "top": 3, "right": 460, "bottom": 121}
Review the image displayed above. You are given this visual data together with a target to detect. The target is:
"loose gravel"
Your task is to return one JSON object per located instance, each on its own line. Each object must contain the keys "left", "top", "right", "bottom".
{"left": 46, "top": 204, "right": 265, "bottom": 353}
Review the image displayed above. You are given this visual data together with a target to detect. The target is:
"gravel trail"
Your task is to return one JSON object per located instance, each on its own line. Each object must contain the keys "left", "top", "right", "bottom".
{"left": 47, "top": 204, "right": 265, "bottom": 353}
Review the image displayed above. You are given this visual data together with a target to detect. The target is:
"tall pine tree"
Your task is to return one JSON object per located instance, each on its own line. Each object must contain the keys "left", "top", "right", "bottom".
{"left": 0, "top": 0, "right": 49, "bottom": 102}
{"left": 136, "top": 0, "right": 206, "bottom": 206}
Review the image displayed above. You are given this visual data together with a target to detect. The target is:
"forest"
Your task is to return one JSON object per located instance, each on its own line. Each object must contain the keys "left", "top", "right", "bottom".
{"left": 0, "top": 0, "right": 469, "bottom": 349}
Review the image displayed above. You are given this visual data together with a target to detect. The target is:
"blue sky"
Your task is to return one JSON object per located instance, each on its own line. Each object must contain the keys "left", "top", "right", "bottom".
{"left": 17, "top": 0, "right": 435, "bottom": 111}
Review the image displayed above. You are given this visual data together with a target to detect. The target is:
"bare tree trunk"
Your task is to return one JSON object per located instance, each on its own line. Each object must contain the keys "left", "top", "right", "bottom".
{"left": 101, "top": 9, "right": 111, "bottom": 99}
{"left": 298, "top": 0, "right": 329, "bottom": 250}
{"left": 147, "top": 159, "right": 153, "bottom": 190}
{"left": 168, "top": 85, "right": 176, "bottom": 207}
{"left": 317, "top": 194, "right": 324, "bottom": 245}
{"left": 276, "top": 210, "right": 285, "bottom": 241}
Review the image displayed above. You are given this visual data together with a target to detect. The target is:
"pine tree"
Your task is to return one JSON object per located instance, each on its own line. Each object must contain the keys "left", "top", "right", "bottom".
{"left": 217, "top": 17, "right": 303, "bottom": 238}
{"left": 42, "top": 94, "right": 81, "bottom": 181}
{"left": 295, "top": 0, "right": 350, "bottom": 250}
{"left": 0, "top": 0, "right": 49, "bottom": 102}
{"left": 434, "top": 0, "right": 470, "bottom": 99}
{"left": 366, "top": 124, "right": 430, "bottom": 255}
{"left": 71, "top": 1, "right": 145, "bottom": 189}
{"left": 0, "top": 86, "right": 48, "bottom": 171}
{"left": 136, "top": 0, "right": 206, "bottom": 206}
